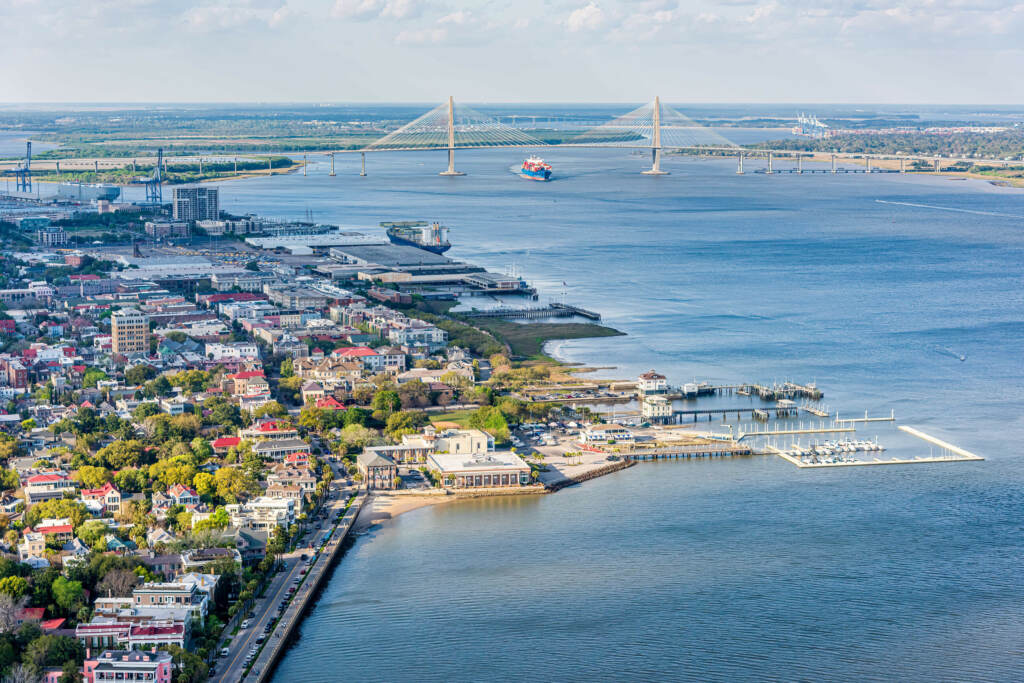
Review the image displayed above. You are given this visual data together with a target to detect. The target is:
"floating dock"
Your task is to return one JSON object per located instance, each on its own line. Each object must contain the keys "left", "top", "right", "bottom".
{"left": 897, "top": 426, "right": 984, "bottom": 461}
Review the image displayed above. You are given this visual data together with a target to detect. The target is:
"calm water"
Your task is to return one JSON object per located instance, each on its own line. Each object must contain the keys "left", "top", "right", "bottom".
{"left": 210, "top": 147, "right": 1024, "bottom": 681}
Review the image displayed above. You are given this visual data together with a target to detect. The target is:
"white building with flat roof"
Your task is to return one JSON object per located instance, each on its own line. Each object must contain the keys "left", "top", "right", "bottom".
{"left": 427, "top": 451, "right": 532, "bottom": 489}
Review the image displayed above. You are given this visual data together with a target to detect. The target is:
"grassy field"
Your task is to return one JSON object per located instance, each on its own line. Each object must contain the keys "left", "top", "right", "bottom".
{"left": 475, "top": 320, "right": 624, "bottom": 359}
{"left": 428, "top": 408, "right": 477, "bottom": 427}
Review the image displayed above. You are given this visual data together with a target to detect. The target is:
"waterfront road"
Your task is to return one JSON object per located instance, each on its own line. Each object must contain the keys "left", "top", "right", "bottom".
{"left": 213, "top": 463, "right": 354, "bottom": 683}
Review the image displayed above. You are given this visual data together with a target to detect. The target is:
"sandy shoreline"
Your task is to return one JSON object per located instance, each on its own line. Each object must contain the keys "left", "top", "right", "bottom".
{"left": 352, "top": 494, "right": 457, "bottom": 532}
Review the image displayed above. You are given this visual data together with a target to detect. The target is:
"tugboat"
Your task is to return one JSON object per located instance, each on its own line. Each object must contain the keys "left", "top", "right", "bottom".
{"left": 519, "top": 156, "right": 552, "bottom": 181}
{"left": 381, "top": 221, "right": 451, "bottom": 255}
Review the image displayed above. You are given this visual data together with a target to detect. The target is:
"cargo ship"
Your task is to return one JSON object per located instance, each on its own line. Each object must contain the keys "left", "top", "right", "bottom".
{"left": 381, "top": 221, "right": 451, "bottom": 255}
{"left": 519, "top": 156, "right": 552, "bottom": 181}
{"left": 56, "top": 182, "right": 121, "bottom": 202}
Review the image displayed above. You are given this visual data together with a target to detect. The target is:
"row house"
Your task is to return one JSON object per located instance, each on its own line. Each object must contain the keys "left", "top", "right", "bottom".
{"left": 266, "top": 465, "right": 316, "bottom": 495}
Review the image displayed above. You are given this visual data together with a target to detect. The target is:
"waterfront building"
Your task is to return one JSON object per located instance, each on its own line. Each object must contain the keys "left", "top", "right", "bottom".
{"left": 172, "top": 186, "right": 219, "bottom": 222}
{"left": 581, "top": 424, "right": 635, "bottom": 443}
{"left": 642, "top": 395, "right": 672, "bottom": 422}
{"left": 356, "top": 450, "right": 398, "bottom": 490}
{"left": 427, "top": 452, "right": 532, "bottom": 489}
{"left": 638, "top": 369, "right": 668, "bottom": 395}
{"left": 111, "top": 308, "right": 149, "bottom": 355}
{"left": 83, "top": 649, "right": 173, "bottom": 683}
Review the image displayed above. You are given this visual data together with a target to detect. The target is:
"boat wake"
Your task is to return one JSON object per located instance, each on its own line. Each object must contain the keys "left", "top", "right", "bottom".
{"left": 876, "top": 200, "right": 1024, "bottom": 219}
{"left": 931, "top": 345, "right": 967, "bottom": 362}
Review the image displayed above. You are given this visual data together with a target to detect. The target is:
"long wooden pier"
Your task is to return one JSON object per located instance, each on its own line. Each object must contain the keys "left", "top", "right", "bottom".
{"left": 836, "top": 410, "right": 896, "bottom": 424}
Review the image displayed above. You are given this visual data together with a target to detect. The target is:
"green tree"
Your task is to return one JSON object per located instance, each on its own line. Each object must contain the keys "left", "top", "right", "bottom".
{"left": 280, "top": 357, "right": 294, "bottom": 377}
{"left": 25, "top": 500, "right": 87, "bottom": 531}
{"left": 192, "top": 471, "right": 214, "bottom": 498}
{"left": 0, "top": 576, "right": 28, "bottom": 598}
{"left": 95, "top": 440, "right": 144, "bottom": 469}
{"left": 385, "top": 410, "right": 427, "bottom": 441}
{"left": 76, "top": 520, "right": 108, "bottom": 550}
{"left": 72, "top": 465, "right": 111, "bottom": 490}
{"left": 125, "top": 364, "right": 158, "bottom": 385}
{"left": 252, "top": 401, "right": 287, "bottom": 419}
{"left": 371, "top": 390, "right": 401, "bottom": 417}
{"left": 131, "top": 402, "right": 160, "bottom": 422}
{"left": 113, "top": 468, "right": 148, "bottom": 494}
{"left": 81, "top": 368, "right": 109, "bottom": 389}
{"left": 51, "top": 577, "right": 85, "bottom": 615}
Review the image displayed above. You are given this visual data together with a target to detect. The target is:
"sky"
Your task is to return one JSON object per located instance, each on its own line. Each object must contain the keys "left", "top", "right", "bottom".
{"left": 2, "top": 0, "right": 1024, "bottom": 104}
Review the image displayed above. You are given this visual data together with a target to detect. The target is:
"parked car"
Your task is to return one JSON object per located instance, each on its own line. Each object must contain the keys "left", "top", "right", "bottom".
{"left": 220, "top": 648, "right": 230, "bottom": 658}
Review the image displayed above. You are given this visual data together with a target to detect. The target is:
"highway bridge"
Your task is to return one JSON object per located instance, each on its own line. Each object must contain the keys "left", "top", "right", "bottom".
{"left": 2, "top": 97, "right": 1019, "bottom": 179}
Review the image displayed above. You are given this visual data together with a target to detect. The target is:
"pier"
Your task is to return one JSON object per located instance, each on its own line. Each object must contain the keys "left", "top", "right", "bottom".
{"left": 836, "top": 410, "right": 896, "bottom": 424}
{"left": 897, "top": 426, "right": 984, "bottom": 461}
{"left": 460, "top": 302, "right": 601, "bottom": 321}
{"left": 735, "top": 421, "right": 855, "bottom": 440}
{"left": 622, "top": 442, "right": 753, "bottom": 461}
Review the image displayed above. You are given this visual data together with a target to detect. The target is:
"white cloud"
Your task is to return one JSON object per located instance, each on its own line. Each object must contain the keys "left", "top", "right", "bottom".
{"left": 567, "top": 2, "right": 605, "bottom": 32}
{"left": 182, "top": 2, "right": 292, "bottom": 32}
{"left": 394, "top": 26, "right": 447, "bottom": 44}
{"left": 330, "top": 0, "right": 382, "bottom": 20}
{"left": 332, "top": 0, "right": 419, "bottom": 21}
{"left": 438, "top": 10, "right": 471, "bottom": 26}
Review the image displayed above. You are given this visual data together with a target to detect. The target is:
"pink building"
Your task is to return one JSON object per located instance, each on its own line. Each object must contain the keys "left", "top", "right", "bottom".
{"left": 83, "top": 650, "right": 173, "bottom": 683}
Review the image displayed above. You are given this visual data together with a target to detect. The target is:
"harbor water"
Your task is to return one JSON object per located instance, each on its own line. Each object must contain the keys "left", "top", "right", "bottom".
{"left": 196, "top": 146, "right": 1024, "bottom": 682}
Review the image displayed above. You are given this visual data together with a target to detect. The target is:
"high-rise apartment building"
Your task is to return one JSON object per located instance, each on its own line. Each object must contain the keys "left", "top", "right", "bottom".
{"left": 172, "top": 186, "right": 219, "bottom": 221}
{"left": 112, "top": 308, "right": 149, "bottom": 355}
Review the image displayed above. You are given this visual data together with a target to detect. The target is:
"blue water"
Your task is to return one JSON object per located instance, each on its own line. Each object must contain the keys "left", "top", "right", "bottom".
{"left": 214, "top": 147, "right": 1024, "bottom": 682}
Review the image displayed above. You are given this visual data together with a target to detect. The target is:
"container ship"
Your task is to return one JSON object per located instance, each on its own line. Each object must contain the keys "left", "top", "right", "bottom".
{"left": 381, "top": 221, "right": 451, "bottom": 255}
{"left": 519, "top": 156, "right": 552, "bottom": 181}
{"left": 56, "top": 182, "right": 121, "bottom": 202}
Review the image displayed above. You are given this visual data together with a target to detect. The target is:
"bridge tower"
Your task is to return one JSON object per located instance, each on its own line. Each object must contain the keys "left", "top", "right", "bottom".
{"left": 736, "top": 152, "right": 744, "bottom": 174}
{"left": 144, "top": 148, "right": 163, "bottom": 204}
{"left": 440, "top": 96, "right": 465, "bottom": 176}
{"left": 14, "top": 142, "right": 31, "bottom": 192}
{"left": 642, "top": 96, "right": 668, "bottom": 175}
{"left": 361, "top": 152, "right": 367, "bottom": 177}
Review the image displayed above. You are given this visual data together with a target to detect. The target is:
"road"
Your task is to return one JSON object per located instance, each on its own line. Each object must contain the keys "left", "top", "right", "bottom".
{"left": 213, "top": 459, "right": 354, "bottom": 683}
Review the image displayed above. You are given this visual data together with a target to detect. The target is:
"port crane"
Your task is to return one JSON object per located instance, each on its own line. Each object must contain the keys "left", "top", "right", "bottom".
{"left": 10, "top": 142, "right": 31, "bottom": 192}
{"left": 133, "top": 147, "right": 163, "bottom": 203}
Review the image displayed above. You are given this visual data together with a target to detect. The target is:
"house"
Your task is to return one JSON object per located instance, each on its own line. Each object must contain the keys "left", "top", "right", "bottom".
{"left": 301, "top": 381, "right": 326, "bottom": 404}
{"left": 76, "top": 619, "right": 188, "bottom": 651}
{"left": 18, "top": 531, "right": 45, "bottom": 562}
{"left": 315, "top": 395, "right": 346, "bottom": 411}
{"left": 356, "top": 450, "right": 398, "bottom": 491}
{"left": 253, "top": 438, "right": 310, "bottom": 461}
{"left": 33, "top": 517, "right": 74, "bottom": 543}
{"left": 427, "top": 451, "right": 533, "bottom": 489}
{"left": 166, "top": 483, "right": 200, "bottom": 508}
{"left": 266, "top": 484, "right": 303, "bottom": 501}
{"left": 581, "top": 423, "right": 635, "bottom": 443}
{"left": 211, "top": 436, "right": 240, "bottom": 454}
{"left": 146, "top": 528, "right": 176, "bottom": 547}
{"left": 638, "top": 370, "right": 667, "bottom": 395}
{"left": 80, "top": 482, "right": 122, "bottom": 514}
{"left": 180, "top": 547, "right": 242, "bottom": 572}
{"left": 239, "top": 420, "right": 299, "bottom": 441}
{"left": 226, "top": 497, "right": 295, "bottom": 531}
{"left": 137, "top": 551, "right": 183, "bottom": 577}
{"left": 266, "top": 466, "right": 316, "bottom": 494}
{"left": 283, "top": 452, "right": 310, "bottom": 467}
{"left": 83, "top": 650, "right": 174, "bottom": 683}
{"left": 24, "top": 471, "right": 75, "bottom": 504}
{"left": 132, "top": 582, "right": 208, "bottom": 622}
{"left": 223, "top": 370, "right": 269, "bottom": 396}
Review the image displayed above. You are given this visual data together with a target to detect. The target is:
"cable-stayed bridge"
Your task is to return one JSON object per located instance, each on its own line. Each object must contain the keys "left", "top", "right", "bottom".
{"left": 4, "top": 97, "right": 1022, "bottom": 180}
{"left": 353, "top": 96, "right": 738, "bottom": 175}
